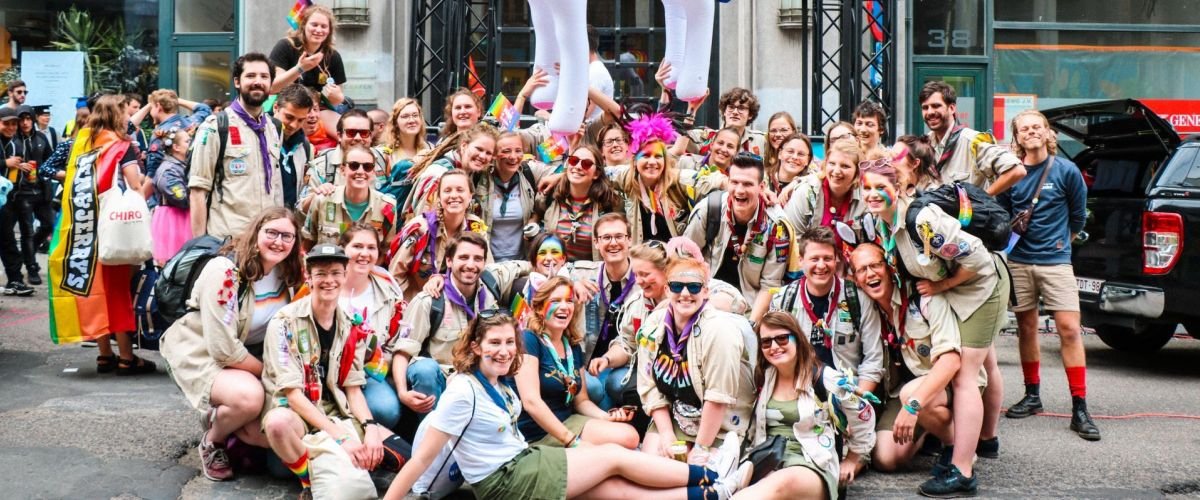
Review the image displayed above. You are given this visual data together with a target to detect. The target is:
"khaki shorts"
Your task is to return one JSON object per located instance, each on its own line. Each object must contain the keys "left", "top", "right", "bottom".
{"left": 1010, "top": 262, "right": 1081, "bottom": 313}
{"left": 958, "top": 267, "right": 1010, "bottom": 349}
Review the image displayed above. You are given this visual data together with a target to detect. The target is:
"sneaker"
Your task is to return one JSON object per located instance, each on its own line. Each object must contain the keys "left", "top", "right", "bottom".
{"left": 1004, "top": 392, "right": 1043, "bottom": 419}
{"left": 930, "top": 445, "right": 954, "bottom": 478}
{"left": 199, "top": 439, "right": 234, "bottom": 481}
{"left": 976, "top": 437, "right": 999, "bottom": 459}
{"left": 1070, "top": 397, "right": 1102, "bottom": 441}
{"left": 3, "top": 281, "right": 34, "bottom": 296}
{"left": 26, "top": 272, "right": 41, "bottom": 286}
{"left": 919, "top": 465, "right": 977, "bottom": 498}
{"left": 706, "top": 431, "right": 741, "bottom": 480}
{"left": 710, "top": 461, "right": 753, "bottom": 500}
{"left": 200, "top": 407, "right": 217, "bottom": 434}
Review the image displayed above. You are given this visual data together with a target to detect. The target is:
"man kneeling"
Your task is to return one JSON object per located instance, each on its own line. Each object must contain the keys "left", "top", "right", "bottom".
{"left": 262, "top": 244, "right": 405, "bottom": 499}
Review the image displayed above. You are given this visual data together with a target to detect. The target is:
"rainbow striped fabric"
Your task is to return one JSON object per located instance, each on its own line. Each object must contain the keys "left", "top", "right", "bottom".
{"left": 286, "top": 0, "right": 313, "bottom": 30}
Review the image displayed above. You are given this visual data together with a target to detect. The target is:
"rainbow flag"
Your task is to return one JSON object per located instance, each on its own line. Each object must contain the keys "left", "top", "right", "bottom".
{"left": 287, "top": 0, "right": 313, "bottom": 30}
{"left": 510, "top": 292, "right": 530, "bottom": 326}
{"left": 537, "top": 134, "right": 569, "bottom": 164}
{"left": 48, "top": 130, "right": 137, "bottom": 344}
{"left": 487, "top": 93, "right": 519, "bottom": 132}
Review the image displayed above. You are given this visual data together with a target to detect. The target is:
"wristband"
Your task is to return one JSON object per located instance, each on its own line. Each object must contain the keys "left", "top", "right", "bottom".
{"left": 902, "top": 403, "right": 919, "bottom": 416}
{"left": 362, "top": 419, "right": 378, "bottom": 427}
{"left": 335, "top": 435, "right": 348, "bottom": 445}
{"left": 568, "top": 434, "right": 582, "bottom": 448}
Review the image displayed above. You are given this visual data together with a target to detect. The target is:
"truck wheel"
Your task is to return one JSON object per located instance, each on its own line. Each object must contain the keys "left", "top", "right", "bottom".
{"left": 1094, "top": 322, "right": 1177, "bottom": 353}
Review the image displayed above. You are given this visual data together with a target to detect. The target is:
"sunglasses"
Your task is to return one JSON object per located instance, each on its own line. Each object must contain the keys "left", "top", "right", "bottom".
{"left": 12, "top": 90, "right": 27, "bottom": 95}
{"left": 478, "top": 308, "right": 509, "bottom": 320}
{"left": 759, "top": 333, "right": 795, "bottom": 349}
{"left": 344, "top": 161, "right": 373, "bottom": 172}
{"left": 667, "top": 281, "right": 703, "bottom": 295}
{"left": 858, "top": 157, "right": 892, "bottom": 171}
{"left": 343, "top": 128, "right": 372, "bottom": 139}
{"left": 566, "top": 155, "right": 595, "bottom": 170}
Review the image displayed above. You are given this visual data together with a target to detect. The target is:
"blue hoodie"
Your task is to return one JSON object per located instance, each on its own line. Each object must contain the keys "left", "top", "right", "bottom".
{"left": 998, "top": 155, "right": 1087, "bottom": 265}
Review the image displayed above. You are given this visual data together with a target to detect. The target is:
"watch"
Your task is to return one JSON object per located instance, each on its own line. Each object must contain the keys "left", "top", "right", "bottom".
{"left": 904, "top": 398, "right": 922, "bottom": 415}
{"left": 362, "top": 419, "right": 378, "bottom": 427}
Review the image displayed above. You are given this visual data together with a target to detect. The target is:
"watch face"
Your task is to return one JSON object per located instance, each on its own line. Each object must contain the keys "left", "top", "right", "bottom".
{"left": 908, "top": 399, "right": 921, "bottom": 411}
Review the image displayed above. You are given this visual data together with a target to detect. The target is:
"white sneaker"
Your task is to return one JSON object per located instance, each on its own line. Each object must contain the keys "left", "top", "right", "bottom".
{"left": 706, "top": 431, "right": 742, "bottom": 480}
{"left": 712, "top": 461, "right": 753, "bottom": 499}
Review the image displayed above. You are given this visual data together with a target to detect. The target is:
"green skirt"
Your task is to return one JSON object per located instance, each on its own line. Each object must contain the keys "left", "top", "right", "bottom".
{"left": 531, "top": 413, "right": 592, "bottom": 447}
{"left": 780, "top": 438, "right": 839, "bottom": 500}
{"left": 474, "top": 446, "right": 568, "bottom": 500}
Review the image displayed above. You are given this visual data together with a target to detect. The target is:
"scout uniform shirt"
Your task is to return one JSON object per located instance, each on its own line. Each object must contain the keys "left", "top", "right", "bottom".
{"left": 345, "top": 267, "right": 407, "bottom": 384}
{"left": 768, "top": 277, "right": 885, "bottom": 385}
{"left": 188, "top": 109, "right": 284, "bottom": 239}
{"left": 781, "top": 175, "right": 867, "bottom": 235}
{"left": 394, "top": 260, "right": 530, "bottom": 368}
{"left": 303, "top": 145, "right": 391, "bottom": 194}
{"left": 928, "top": 124, "right": 1021, "bottom": 190}
{"left": 569, "top": 260, "right": 642, "bottom": 362}
{"left": 262, "top": 296, "right": 368, "bottom": 422}
{"left": 683, "top": 192, "right": 801, "bottom": 305}
{"left": 881, "top": 199, "right": 998, "bottom": 322}
{"left": 685, "top": 127, "right": 767, "bottom": 157}
{"left": 301, "top": 185, "right": 398, "bottom": 246}
{"left": 387, "top": 213, "right": 492, "bottom": 299}
{"left": 878, "top": 286, "right": 985, "bottom": 398}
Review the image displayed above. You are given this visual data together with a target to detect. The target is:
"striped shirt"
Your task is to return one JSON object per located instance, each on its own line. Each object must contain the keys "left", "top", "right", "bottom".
{"left": 554, "top": 197, "right": 594, "bottom": 262}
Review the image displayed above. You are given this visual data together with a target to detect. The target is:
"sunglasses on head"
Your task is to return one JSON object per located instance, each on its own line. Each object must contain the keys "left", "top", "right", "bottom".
{"left": 478, "top": 308, "right": 510, "bottom": 320}
{"left": 759, "top": 333, "right": 795, "bottom": 349}
{"left": 344, "top": 161, "right": 373, "bottom": 172}
{"left": 343, "top": 128, "right": 372, "bottom": 139}
{"left": 566, "top": 155, "right": 595, "bottom": 170}
{"left": 667, "top": 281, "right": 703, "bottom": 295}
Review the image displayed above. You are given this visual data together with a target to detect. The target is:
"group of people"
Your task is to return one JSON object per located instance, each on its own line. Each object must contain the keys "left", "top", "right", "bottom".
{"left": 13, "top": 4, "right": 1105, "bottom": 500}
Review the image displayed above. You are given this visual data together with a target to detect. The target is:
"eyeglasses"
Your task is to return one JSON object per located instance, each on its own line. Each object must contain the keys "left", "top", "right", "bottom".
{"left": 566, "top": 156, "right": 595, "bottom": 170}
{"left": 344, "top": 161, "right": 374, "bottom": 172}
{"left": 667, "top": 281, "right": 703, "bottom": 295}
{"left": 645, "top": 240, "right": 666, "bottom": 250}
{"left": 858, "top": 158, "right": 892, "bottom": 171}
{"left": 595, "top": 233, "right": 629, "bottom": 244}
{"left": 397, "top": 113, "right": 421, "bottom": 121}
{"left": 854, "top": 261, "right": 888, "bottom": 275}
{"left": 759, "top": 333, "right": 795, "bottom": 349}
{"left": 262, "top": 228, "right": 296, "bottom": 243}
{"left": 603, "top": 138, "right": 628, "bottom": 147}
{"left": 343, "top": 128, "right": 372, "bottom": 139}
{"left": 478, "top": 308, "right": 509, "bottom": 320}
{"left": 726, "top": 105, "right": 750, "bottom": 113}
{"left": 311, "top": 270, "right": 346, "bottom": 280}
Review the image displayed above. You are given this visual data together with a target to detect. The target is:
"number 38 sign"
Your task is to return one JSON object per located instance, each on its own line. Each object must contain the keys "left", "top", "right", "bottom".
{"left": 913, "top": 0, "right": 985, "bottom": 56}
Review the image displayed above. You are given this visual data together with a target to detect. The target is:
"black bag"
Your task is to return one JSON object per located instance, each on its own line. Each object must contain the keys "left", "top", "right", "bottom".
{"left": 746, "top": 362, "right": 834, "bottom": 484}
{"left": 906, "top": 182, "right": 1011, "bottom": 252}
{"left": 131, "top": 262, "right": 170, "bottom": 350}
{"left": 153, "top": 234, "right": 242, "bottom": 325}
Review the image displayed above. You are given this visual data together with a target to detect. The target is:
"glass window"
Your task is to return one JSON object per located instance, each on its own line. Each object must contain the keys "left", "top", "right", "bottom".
{"left": 998, "top": 0, "right": 1200, "bottom": 25}
{"left": 178, "top": 52, "right": 233, "bottom": 103}
{"left": 175, "top": 0, "right": 235, "bottom": 33}
{"left": 912, "top": 0, "right": 986, "bottom": 56}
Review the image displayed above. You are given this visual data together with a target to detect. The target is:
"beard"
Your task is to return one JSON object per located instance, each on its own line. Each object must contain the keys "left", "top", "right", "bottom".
{"left": 240, "top": 85, "right": 269, "bottom": 107}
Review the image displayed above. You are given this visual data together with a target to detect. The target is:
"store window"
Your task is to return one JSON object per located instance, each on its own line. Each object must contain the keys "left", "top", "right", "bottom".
{"left": 998, "top": 0, "right": 1200, "bottom": 25}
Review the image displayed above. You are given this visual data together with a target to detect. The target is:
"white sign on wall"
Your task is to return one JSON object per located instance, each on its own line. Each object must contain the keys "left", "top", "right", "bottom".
{"left": 20, "top": 51, "right": 86, "bottom": 133}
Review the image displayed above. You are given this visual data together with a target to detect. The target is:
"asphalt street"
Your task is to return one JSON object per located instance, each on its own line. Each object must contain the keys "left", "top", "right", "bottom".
{"left": 1, "top": 271, "right": 1198, "bottom": 499}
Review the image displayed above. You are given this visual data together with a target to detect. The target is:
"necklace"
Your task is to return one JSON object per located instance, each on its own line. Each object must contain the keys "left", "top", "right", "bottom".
{"left": 539, "top": 332, "right": 578, "bottom": 404}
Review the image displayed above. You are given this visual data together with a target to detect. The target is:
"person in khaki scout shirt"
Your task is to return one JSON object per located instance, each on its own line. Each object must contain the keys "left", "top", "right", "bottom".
{"left": 635, "top": 257, "right": 755, "bottom": 468}
{"left": 301, "top": 144, "right": 397, "bottom": 250}
{"left": 160, "top": 207, "right": 304, "bottom": 482}
{"left": 261, "top": 244, "right": 394, "bottom": 496}
{"left": 392, "top": 233, "right": 528, "bottom": 418}
{"left": 299, "top": 108, "right": 390, "bottom": 213}
{"left": 849, "top": 244, "right": 959, "bottom": 474}
{"left": 860, "top": 160, "right": 1007, "bottom": 497}
{"left": 918, "top": 80, "right": 1026, "bottom": 196}
{"left": 672, "top": 86, "right": 767, "bottom": 158}
{"left": 189, "top": 53, "right": 285, "bottom": 239}
{"left": 684, "top": 153, "right": 801, "bottom": 305}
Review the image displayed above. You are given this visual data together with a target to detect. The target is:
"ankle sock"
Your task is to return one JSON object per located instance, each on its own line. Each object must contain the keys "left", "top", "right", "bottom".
{"left": 687, "top": 485, "right": 719, "bottom": 500}
{"left": 1021, "top": 361, "right": 1040, "bottom": 386}
{"left": 285, "top": 451, "right": 311, "bottom": 489}
{"left": 1065, "top": 366, "right": 1087, "bottom": 398}
{"left": 687, "top": 464, "right": 719, "bottom": 486}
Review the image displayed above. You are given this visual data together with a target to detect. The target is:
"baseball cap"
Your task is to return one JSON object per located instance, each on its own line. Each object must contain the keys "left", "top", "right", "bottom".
{"left": 306, "top": 243, "right": 350, "bottom": 266}
{"left": 0, "top": 107, "right": 19, "bottom": 122}
{"left": 32, "top": 105, "right": 50, "bottom": 116}
{"left": 16, "top": 105, "right": 33, "bottom": 117}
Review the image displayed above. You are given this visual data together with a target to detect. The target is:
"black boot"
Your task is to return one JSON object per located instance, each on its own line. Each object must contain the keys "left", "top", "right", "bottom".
{"left": 1005, "top": 384, "right": 1043, "bottom": 419}
{"left": 1070, "top": 396, "right": 1101, "bottom": 441}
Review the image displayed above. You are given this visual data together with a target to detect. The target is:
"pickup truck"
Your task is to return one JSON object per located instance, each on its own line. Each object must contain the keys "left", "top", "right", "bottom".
{"left": 1045, "top": 99, "right": 1197, "bottom": 353}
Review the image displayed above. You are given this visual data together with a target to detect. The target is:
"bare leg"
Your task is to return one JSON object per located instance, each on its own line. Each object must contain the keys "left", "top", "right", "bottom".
{"left": 581, "top": 419, "right": 640, "bottom": 449}
{"left": 734, "top": 467, "right": 827, "bottom": 500}
{"left": 950, "top": 346, "right": 988, "bottom": 477}
{"left": 980, "top": 346, "right": 1003, "bottom": 439}
{"left": 96, "top": 334, "right": 115, "bottom": 357}
{"left": 115, "top": 332, "right": 135, "bottom": 360}
{"left": 1056, "top": 311, "right": 1086, "bottom": 368}
{"left": 208, "top": 369, "right": 268, "bottom": 443}
{"left": 1015, "top": 309, "right": 1041, "bottom": 366}
{"left": 574, "top": 477, "right": 689, "bottom": 500}
{"left": 564, "top": 443, "right": 695, "bottom": 498}
{"left": 263, "top": 407, "right": 308, "bottom": 464}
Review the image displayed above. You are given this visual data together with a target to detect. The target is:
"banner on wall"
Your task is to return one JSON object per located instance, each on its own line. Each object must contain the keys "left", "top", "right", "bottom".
{"left": 1139, "top": 99, "right": 1200, "bottom": 136}
{"left": 993, "top": 94, "right": 1037, "bottom": 142}
{"left": 20, "top": 51, "right": 85, "bottom": 134}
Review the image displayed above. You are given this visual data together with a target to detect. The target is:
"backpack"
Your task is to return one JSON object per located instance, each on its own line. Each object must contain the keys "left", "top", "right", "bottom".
{"left": 702, "top": 191, "right": 723, "bottom": 255}
{"left": 423, "top": 271, "right": 503, "bottom": 356}
{"left": 185, "top": 112, "right": 230, "bottom": 217}
{"left": 131, "top": 263, "right": 170, "bottom": 350}
{"left": 154, "top": 234, "right": 246, "bottom": 325}
{"left": 778, "top": 280, "right": 863, "bottom": 335}
{"left": 906, "top": 182, "right": 1011, "bottom": 252}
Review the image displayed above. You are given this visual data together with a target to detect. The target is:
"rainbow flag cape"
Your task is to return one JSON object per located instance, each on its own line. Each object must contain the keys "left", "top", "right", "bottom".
{"left": 48, "top": 129, "right": 135, "bottom": 344}
{"left": 487, "top": 93, "right": 519, "bottom": 132}
{"left": 287, "top": 0, "right": 313, "bottom": 30}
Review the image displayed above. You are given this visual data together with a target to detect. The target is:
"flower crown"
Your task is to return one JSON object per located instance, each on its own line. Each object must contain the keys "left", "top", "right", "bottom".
{"left": 625, "top": 112, "right": 679, "bottom": 154}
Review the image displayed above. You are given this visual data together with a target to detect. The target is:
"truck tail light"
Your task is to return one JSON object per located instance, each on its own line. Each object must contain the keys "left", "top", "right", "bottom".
{"left": 1143, "top": 211, "right": 1184, "bottom": 275}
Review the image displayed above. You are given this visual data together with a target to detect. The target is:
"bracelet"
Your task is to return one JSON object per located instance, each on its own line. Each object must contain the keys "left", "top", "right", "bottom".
{"left": 568, "top": 434, "right": 582, "bottom": 448}
{"left": 903, "top": 403, "right": 919, "bottom": 416}
{"left": 362, "top": 419, "right": 378, "bottom": 427}
{"left": 335, "top": 435, "right": 348, "bottom": 445}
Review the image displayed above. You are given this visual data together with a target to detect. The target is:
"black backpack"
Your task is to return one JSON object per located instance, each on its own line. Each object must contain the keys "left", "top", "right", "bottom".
{"left": 423, "top": 271, "right": 504, "bottom": 355}
{"left": 185, "top": 113, "right": 230, "bottom": 217}
{"left": 702, "top": 191, "right": 723, "bottom": 255}
{"left": 777, "top": 280, "right": 864, "bottom": 335}
{"left": 906, "top": 182, "right": 1011, "bottom": 252}
{"left": 154, "top": 235, "right": 246, "bottom": 325}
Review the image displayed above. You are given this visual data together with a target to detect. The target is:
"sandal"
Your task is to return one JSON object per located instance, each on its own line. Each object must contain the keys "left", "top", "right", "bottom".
{"left": 116, "top": 356, "right": 158, "bottom": 376}
{"left": 96, "top": 355, "right": 118, "bottom": 374}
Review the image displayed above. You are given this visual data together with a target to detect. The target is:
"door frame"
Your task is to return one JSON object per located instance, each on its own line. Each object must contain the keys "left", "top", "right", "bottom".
{"left": 909, "top": 63, "right": 991, "bottom": 135}
{"left": 158, "top": 0, "right": 240, "bottom": 96}
{"left": 906, "top": 0, "right": 994, "bottom": 133}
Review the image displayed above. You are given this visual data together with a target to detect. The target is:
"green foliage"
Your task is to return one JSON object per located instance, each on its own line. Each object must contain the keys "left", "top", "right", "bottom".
{"left": 50, "top": 6, "right": 157, "bottom": 95}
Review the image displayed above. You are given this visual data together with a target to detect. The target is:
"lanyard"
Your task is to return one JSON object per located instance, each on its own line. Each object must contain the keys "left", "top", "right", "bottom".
{"left": 443, "top": 273, "right": 487, "bottom": 319}
{"left": 472, "top": 370, "right": 517, "bottom": 425}
{"left": 539, "top": 332, "right": 579, "bottom": 404}
{"left": 799, "top": 277, "right": 841, "bottom": 350}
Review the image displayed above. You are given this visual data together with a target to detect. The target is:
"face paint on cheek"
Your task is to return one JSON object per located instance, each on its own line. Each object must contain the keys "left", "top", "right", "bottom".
{"left": 877, "top": 186, "right": 895, "bottom": 207}
{"left": 636, "top": 143, "right": 664, "bottom": 162}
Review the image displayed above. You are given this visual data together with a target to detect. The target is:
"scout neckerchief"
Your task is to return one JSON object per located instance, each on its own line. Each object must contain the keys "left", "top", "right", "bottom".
{"left": 934, "top": 123, "right": 966, "bottom": 174}
{"left": 444, "top": 272, "right": 487, "bottom": 320}
{"left": 799, "top": 277, "right": 841, "bottom": 353}
{"left": 875, "top": 209, "right": 901, "bottom": 268}
{"left": 820, "top": 179, "right": 853, "bottom": 228}
{"left": 229, "top": 100, "right": 273, "bottom": 194}
{"left": 538, "top": 331, "right": 579, "bottom": 404}
{"left": 564, "top": 196, "right": 593, "bottom": 244}
{"left": 413, "top": 211, "right": 467, "bottom": 276}
{"left": 598, "top": 262, "right": 636, "bottom": 346}
{"left": 472, "top": 369, "right": 519, "bottom": 434}
{"left": 639, "top": 181, "right": 673, "bottom": 236}
{"left": 725, "top": 195, "right": 767, "bottom": 262}
{"left": 653, "top": 301, "right": 706, "bottom": 405}
{"left": 492, "top": 170, "right": 521, "bottom": 216}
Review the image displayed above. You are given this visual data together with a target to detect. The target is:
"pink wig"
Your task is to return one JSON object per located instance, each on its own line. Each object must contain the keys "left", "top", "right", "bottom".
{"left": 626, "top": 112, "right": 679, "bottom": 154}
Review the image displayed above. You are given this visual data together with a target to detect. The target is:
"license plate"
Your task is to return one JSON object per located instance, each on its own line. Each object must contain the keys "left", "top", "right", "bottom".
{"left": 1077, "top": 277, "right": 1103, "bottom": 294}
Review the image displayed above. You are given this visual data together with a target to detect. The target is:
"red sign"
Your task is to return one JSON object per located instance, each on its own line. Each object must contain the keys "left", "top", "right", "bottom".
{"left": 1139, "top": 99, "right": 1200, "bottom": 136}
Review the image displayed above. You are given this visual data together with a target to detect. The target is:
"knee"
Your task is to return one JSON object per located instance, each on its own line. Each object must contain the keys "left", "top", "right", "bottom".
{"left": 612, "top": 424, "right": 639, "bottom": 450}
{"left": 263, "top": 409, "right": 299, "bottom": 442}
{"left": 781, "top": 467, "right": 824, "bottom": 495}
{"left": 407, "top": 360, "right": 444, "bottom": 385}
{"left": 1058, "top": 323, "right": 1083, "bottom": 343}
{"left": 872, "top": 451, "right": 900, "bottom": 473}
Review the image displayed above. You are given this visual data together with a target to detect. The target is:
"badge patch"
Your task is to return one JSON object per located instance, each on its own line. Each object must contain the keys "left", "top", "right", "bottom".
{"left": 229, "top": 158, "right": 248, "bottom": 176}
{"left": 917, "top": 344, "right": 932, "bottom": 358}
{"left": 956, "top": 241, "right": 972, "bottom": 257}
{"left": 929, "top": 234, "right": 946, "bottom": 249}
{"left": 938, "top": 243, "right": 961, "bottom": 259}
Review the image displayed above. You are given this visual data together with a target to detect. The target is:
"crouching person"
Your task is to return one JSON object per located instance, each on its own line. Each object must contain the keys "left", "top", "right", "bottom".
{"left": 851, "top": 244, "right": 959, "bottom": 478}
{"left": 261, "top": 244, "right": 406, "bottom": 499}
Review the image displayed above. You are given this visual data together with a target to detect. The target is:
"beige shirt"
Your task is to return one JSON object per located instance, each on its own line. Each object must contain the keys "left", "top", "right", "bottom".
{"left": 262, "top": 297, "right": 367, "bottom": 420}
{"left": 387, "top": 213, "right": 491, "bottom": 300}
{"left": 781, "top": 175, "right": 866, "bottom": 235}
{"left": 393, "top": 260, "right": 530, "bottom": 366}
{"left": 347, "top": 268, "right": 406, "bottom": 379}
{"left": 188, "top": 109, "right": 284, "bottom": 239}
{"left": 635, "top": 306, "right": 756, "bottom": 437}
{"left": 767, "top": 279, "right": 885, "bottom": 384}
{"left": 683, "top": 192, "right": 799, "bottom": 305}
{"left": 472, "top": 161, "right": 557, "bottom": 226}
{"left": 880, "top": 287, "right": 985, "bottom": 396}
{"left": 929, "top": 125, "right": 1021, "bottom": 190}
{"left": 160, "top": 256, "right": 268, "bottom": 410}
{"left": 303, "top": 145, "right": 390, "bottom": 193}
{"left": 301, "top": 185, "right": 397, "bottom": 246}
{"left": 568, "top": 260, "right": 643, "bottom": 361}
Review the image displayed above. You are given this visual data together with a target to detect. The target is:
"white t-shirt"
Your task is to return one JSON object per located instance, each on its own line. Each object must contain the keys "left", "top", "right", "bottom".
{"left": 247, "top": 268, "right": 288, "bottom": 345}
{"left": 339, "top": 286, "right": 376, "bottom": 319}
{"left": 429, "top": 374, "right": 527, "bottom": 484}
{"left": 589, "top": 59, "right": 615, "bottom": 121}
